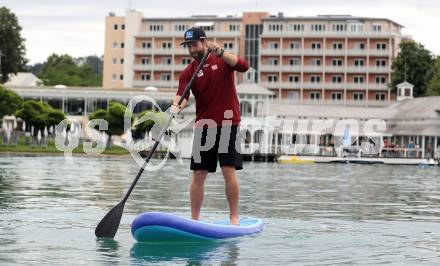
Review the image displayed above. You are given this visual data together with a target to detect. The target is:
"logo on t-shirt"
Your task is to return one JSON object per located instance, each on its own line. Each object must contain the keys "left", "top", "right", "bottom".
{"left": 211, "top": 64, "right": 218, "bottom": 70}
{"left": 197, "top": 70, "right": 204, "bottom": 77}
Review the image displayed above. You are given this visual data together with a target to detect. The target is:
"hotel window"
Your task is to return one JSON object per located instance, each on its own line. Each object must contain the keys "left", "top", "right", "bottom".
{"left": 355, "top": 42, "right": 365, "bottom": 50}
{"left": 160, "top": 73, "right": 171, "bottom": 81}
{"left": 376, "top": 59, "right": 386, "bottom": 67}
{"left": 120, "top": 58, "right": 124, "bottom": 64}
{"left": 288, "top": 91, "right": 300, "bottom": 99}
{"left": 268, "top": 75, "right": 278, "bottom": 82}
{"left": 150, "top": 24, "right": 164, "bottom": 31}
{"left": 113, "top": 24, "right": 118, "bottom": 30}
{"left": 223, "top": 42, "right": 234, "bottom": 49}
{"left": 112, "top": 58, "right": 117, "bottom": 64}
{"left": 311, "top": 58, "right": 321, "bottom": 66}
{"left": 229, "top": 24, "right": 240, "bottom": 31}
{"left": 289, "top": 42, "right": 300, "bottom": 49}
{"left": 311, "top": 24, "right": 325, "bottom": 31}
{"left": 141, "top": 73, "right": 151, "bottom": 81}
{"left": 311, "top": 42, "right": 321, "bottom": 49}
{"left": 161, "top": 57, "right": 172, "bottom": 65}
{"left": 288, "top": 75, "right": 300, "bottom": 82}
{"left": 376, "top": 76, "right": 387, "bottom": 83}
{"left": 121, "top": 24, "right": 125, "bottom": 30}
{"left": 269, "top": 42, "right": 279, "bottom": 49}
{"left": 310, "top": 92, "right": 321, "bottom": 100}
{"left": 182, "top": 58, "right": 191, "bottom": 64}
{"left": 332, "top": 59, "right": 343, "bottom": 66}
{"left": 142, "top": 42, "right": 152, "bottom": 49}
{"left": 141, "top": 58, "right": 150, "bottom": 65}
{"left": 372, "top": 24, "right": 382, "bottom": 32}
{"left": 162, "top": 42, "right": 172, "bottom": 49}
{"left": 310, "top": 76, "right": 321, "bottom": 83}
{"left": 350, "top": 24, "right": 364, "bottom": 32}
{"left": 332, "top": 92, "right": 342, "bottom": 100}
{"left": 332, "top": 76, "right": 343, "bottom": 83}
{"left": 119, "top": 74, "right": 124, "bottom": 80}
{"left": 376, "top": 43, "right": 387, "bottom": 50}
{"left": 268, "top": 24, "right": 283, "bottom": 31}
{"left": 289, "top": 58, "right": 300, "bottom": 66}
{"left": 175, "top": 24, "right": 187, "bottom": 31}
{"left": 120, "top": 42, "right": 125, "bottom": 48}
{"left": 353, "top": 92, "right": 364, "bottom": 100}
{"left": 112, "top": 42, "right": 118, "bottom": 48}
{"left": 268, "top": 58, "right": 278, "bottom": 65}
{"left": 332, "top": 24, "right": 346, "bottom": 31}
{"left": 354, "top": 76, "right": 365, "bottom": 83}
{"left": 376, "top": 93, "right": 386, "bottom": 101}
{"left": 112, "top": 74, "right": 117, "bottom": 81}
{"left": 333, "top": 43, "right": 343, "bottom": 49}
{"left": 354, "top": 59, "right": 365, "bottom": 66}
{"left": 288, "top": 24, "right": 304, "bottom": 31}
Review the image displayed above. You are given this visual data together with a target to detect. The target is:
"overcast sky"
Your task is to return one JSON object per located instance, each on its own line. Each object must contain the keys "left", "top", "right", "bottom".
{"left": 2, "top": 0, "right": 439, "bottom": 64}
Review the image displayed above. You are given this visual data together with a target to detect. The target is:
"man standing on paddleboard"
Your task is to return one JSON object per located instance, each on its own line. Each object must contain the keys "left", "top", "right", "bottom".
{"left": 170, "top": 27, "right": 249, "bottom": 225}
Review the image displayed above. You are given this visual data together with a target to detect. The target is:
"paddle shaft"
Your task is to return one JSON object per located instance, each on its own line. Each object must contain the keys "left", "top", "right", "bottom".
{"left": 121, "top": 48, "right": 212, "bottom": 204}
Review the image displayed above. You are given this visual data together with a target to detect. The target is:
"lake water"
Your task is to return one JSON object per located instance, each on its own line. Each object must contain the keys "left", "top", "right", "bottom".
{"left": 0, "top": 154, "right": 439, "bottom": 265}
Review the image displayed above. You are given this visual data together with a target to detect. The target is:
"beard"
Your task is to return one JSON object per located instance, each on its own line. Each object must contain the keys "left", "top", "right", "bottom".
{"left": 190, "top": 50, "right": 205, "bottom": 61}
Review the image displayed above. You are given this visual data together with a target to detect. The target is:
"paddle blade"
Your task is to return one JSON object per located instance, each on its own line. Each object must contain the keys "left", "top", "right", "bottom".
{"left": 95, "top": 202, "right": 125, "bottom": 238}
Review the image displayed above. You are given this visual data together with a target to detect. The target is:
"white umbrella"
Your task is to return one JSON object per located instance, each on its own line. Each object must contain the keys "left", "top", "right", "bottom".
{"left": 37, "top": 130, "right": 42, "bottom": 143}
{"left": 49, "top": 126, "right": 53, "bottom": 134}
{"left": 31, "top": 126, "right": 34, "bottom": 136}
{"left": 22, "top": 121, "right": 26, "bottom": 132}
{"left": 44, "top": 127, "right": 48, "bottom": 137}
{"left": 13, "top": 120, "right": 17, "bottom": 130}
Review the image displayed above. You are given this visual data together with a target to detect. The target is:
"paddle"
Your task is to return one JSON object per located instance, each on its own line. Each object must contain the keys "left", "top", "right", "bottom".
{"left": 95, "top": 48, "right": 213, "bottom": 238}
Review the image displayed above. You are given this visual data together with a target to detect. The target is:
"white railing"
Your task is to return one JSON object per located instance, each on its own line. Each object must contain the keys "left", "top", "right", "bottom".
{"left": 302, "top": 66, "right": 323, "bottom": 72}
{"left": 138, "top": 31, "right": 240, "bottom": 37}
{"left": 259, "top": 65, "right": 280, "bottom": 72}
{"left": 369, "top": 67, "right": 390, "bottom": 73}
{"left": 369, "top": 49, "right": 390, "bottom": 56}
{"left": 324, "top": 66, "right": 345, "bottom": 73}
{"left": 303, "top": 49, "right": 324, "bottom": 56}
{"left": 302, "top": 82, "right": 323, "bottom": 89}
{"left": 259, "top": 82, "right": 281, "bottom": 89}
{"left": 346, "top": 83, "right": 367, "bottom": 90}
{"left": 260, "top": 31, "right": 397, "bottom": 38}
{"left": 260, "top": 48, "right": 281, "bottom": 55}
{"left": 346, "top": 49, "right": 368, "bottom": 56}
{"left": 346, "top": 66, "right": 368, "bottom": 73}
{"left": 279, "top": 82, "right": 301, "bottom": 88}
{"left": 325, "top": 49, "right": 345, "bottom": 56}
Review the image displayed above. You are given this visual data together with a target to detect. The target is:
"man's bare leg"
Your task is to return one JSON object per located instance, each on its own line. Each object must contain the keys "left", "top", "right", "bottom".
{"left": 221, "top": 166, "right": 240, "bottom": 225}
{"left": 190, "top": 170, "right": 208, "bottom": 221}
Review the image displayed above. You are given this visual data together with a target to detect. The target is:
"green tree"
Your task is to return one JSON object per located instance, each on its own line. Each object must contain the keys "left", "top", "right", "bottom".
{"left": 89, "top": 102, "right": 130, "bottom": 144}
{"left": 391, "top": 40, "right": 435, "bottom": 97}
{"left": 426, "top": 57, "right": 440, "bottom": 96}
{"left": 0, "top": 7, "right": 27, "bottom": 83}
{"left": 0, "top": 85, "right": 23, "bottom": 117}
{"left": 15, "top": 100, "right": 65, "bottom": 135}
{"left": 38, "top": 54, "right": 102, "bottom": 86}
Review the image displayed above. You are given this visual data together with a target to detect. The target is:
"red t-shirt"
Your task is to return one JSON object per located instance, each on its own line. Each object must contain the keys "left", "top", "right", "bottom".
{"left": 176, "top": 54, "right": 249, "bottom": 127}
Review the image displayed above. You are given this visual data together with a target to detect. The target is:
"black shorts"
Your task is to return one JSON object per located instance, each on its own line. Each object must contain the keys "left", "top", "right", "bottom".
{"left": 190, "top": 125, "right": 243, "bottom": 173}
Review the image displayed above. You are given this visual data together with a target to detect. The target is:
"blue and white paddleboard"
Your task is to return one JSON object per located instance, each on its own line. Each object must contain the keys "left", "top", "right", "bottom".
{"left": 131, "top": 212, "right": 263, "bottom": 242}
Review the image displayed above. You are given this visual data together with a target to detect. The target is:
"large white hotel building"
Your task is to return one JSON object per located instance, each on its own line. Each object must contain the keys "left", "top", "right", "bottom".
{"left": 103, "top": 10, "right": 403, "bottom": 106}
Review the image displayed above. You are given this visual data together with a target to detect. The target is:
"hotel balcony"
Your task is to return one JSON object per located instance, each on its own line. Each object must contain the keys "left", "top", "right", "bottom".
{"left": 324, "top": 49, "right": 346, "bottom": 56}
{"left": 346, "top": 66, "right": 368, "bottom": 73}
{"left": 346, "top": 49, "right": 368, "bottom": 56}
{"left": 324, "top": 66, "right": 345, "bottom": 73}
{"left": 133, "top": 64, "right": 187, "bottom": 71}
{"left": 260, "top": 48, "right": 281, "bottom": 55}
{"left": 369, "top": 66, "right": 390, "bottom": 73}
{"left": 260, "top": 31, "right": 397, "bottom": 38}
{"left": 369, "top": 49, "right": 390, "bottom": 56}
{"left": 137, "top": 31, "right": 241, "bottom": 38}
{"left": 303, "top": 49, "right": 324, "bottom": 56}
{"left": 280, "top": 82, "right": 301, "bottom": 88}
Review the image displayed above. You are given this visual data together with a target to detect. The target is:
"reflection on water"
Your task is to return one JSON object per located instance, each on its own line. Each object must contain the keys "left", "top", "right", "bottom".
{"left": 131, "top": 240, "right": 239, "bottom": 265}
{"left": 0, "top": 154, "right": 439, "bottom": 265}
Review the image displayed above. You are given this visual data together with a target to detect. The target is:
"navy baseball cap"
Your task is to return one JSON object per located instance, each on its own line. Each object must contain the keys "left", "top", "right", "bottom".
{"left": 179, "top": 27, "right": 206, "bottom": 45}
